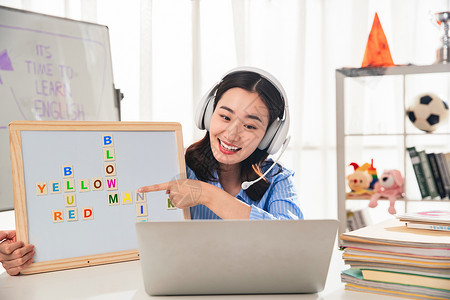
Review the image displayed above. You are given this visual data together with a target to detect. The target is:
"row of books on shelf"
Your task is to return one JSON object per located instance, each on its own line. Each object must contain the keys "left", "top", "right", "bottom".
{"left": 346, "top": 208, "right": 371, "bottom": 232}
{"left": 340, "top": 210, "right": 450, "bottom": 300}
{"left": 407, "top": 147, "right": 450, "bottom": 200}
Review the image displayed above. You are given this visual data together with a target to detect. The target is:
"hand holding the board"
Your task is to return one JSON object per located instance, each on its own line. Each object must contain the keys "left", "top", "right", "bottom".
{"left": 139, "top": 179, "right": 208, "bottom": 209}
{"left": 0, "top": 230, "right": 35, "bottom": 276}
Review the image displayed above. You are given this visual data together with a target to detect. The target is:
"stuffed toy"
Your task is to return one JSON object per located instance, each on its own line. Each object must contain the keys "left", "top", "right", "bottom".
{"left": 347, "top": 170, "right": 373, "bottom": 192}
{"left": 353, "top": 159, "right": 378, "bottom": 189}
{"left": 347, "top": 162, "right": 374, "bottom": 194}
{"left": 369, "top": 169, "right": 404, "bottom": 214}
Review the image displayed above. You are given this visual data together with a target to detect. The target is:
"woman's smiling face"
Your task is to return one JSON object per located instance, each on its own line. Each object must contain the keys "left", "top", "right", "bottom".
{"left": 209, "top": 87, "right": 270, "bottom": 167}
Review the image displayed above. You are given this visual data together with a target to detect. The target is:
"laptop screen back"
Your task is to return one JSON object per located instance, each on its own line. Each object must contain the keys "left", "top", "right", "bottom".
{"left": 136, "top": 219, "right": 338, "bottom": 296}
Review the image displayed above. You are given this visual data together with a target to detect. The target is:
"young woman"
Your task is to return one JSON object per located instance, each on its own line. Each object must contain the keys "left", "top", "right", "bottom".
{"left": 0, "top": 67, "right": 303, "bottom": 276}
{"left": 139, "top": 67, "right": 303, "bottom": 220}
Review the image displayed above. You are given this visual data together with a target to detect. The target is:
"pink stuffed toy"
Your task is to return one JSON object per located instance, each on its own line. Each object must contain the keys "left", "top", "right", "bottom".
{"left": 368, "top": 169, "right": 404, "bottom": 215}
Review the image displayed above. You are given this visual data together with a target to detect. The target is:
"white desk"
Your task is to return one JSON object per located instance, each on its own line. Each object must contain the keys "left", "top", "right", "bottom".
{"left": 0, "top": 211, "right": 398, "bottom": 299}
{"left": 0, "top": 245, "right": 401, "bottom": 299}
{"left": 0, "top": 246, "right": 398, "bottom": 300}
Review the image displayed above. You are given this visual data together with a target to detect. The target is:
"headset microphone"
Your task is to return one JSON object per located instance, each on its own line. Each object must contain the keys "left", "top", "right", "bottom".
{"left": 241, "top": 136, "right": 291, "bottom": 190}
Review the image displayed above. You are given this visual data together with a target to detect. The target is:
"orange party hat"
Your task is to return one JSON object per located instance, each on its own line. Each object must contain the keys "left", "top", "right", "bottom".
{"left": 361, "top": 13, "right": 395, "bottom": 68}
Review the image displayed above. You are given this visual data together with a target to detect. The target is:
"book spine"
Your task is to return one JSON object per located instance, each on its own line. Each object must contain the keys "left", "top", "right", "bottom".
{"left": 347, "top": 217, "right": 356, "bottom": 232}
{"left": 360, "top": 207, "right": 372, "bottom": 227}
{"left": 352, "top": 210, "right": 363, "bottom": 229}
{"left": 436, "top": 153, "right": 450, "bottom": 198}
{"left": 346, "top": 211, "right": 357, "bottom": 231}
{"left": 428, "top": 153, "right": 446, "bottom": 199}
{"left": 406, "top": 222, "right": 450, "bottom": 231}
{"left": 418, "top": 150, "right": 439, "bottom": 199}
{"left": 354, "top": 209, "right": 366, "bottom": 229}
{"left": 407, "top": 147, "right": 429, "bottom": 198}
{"left": 445, "top": 153, "right": 450, "bottom": 174}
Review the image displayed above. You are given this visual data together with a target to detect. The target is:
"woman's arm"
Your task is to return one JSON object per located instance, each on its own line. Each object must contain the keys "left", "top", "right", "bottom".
{"left": 138, "top": 180, "right": 251, "bottom": 219}
{"left": 200, "top": 183, "right": 251, "bottom": 219}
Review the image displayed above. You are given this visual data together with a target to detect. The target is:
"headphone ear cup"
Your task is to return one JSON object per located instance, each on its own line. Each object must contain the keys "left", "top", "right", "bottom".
{"left": 203, "top": 96, "right": 215, "bottom": 131}
{"left": 258, "top": 119, "right": 281, "bottom": 152}
{"left": 266, "top": 120, "right": 288, "bottom": 154}
{"left": 195, "top": 84, "right": 218, "bottom": 130}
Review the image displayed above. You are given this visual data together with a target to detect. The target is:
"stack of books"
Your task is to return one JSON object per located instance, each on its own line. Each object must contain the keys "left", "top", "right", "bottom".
{"left": 397, "top": 210, "right": 450, "bottom": 232}
{"left": 407, "top": 147, "right": 450, "bottom": 200}
{"left": 340, "top": 217, "right": 450, "bottom": 299}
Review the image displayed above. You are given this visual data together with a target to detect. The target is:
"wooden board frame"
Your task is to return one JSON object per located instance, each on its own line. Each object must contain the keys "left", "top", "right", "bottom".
{"left": 9, "top": 121, "right": 190, "bottom": 274}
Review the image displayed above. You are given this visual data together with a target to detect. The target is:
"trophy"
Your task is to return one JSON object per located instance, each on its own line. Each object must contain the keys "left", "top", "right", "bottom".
{"left": 434, "top": 11, "right": 450, "bottom": 64}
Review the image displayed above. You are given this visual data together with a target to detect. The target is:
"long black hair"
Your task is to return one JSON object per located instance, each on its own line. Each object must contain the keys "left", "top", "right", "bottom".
{"left": 185, "top": 70, "right": 285, "bottom": 201}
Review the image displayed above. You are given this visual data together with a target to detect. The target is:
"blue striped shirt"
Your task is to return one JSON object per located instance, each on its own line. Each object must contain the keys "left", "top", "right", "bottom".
{"left": 187, "top": 161, "right": 303, "bottom": 220}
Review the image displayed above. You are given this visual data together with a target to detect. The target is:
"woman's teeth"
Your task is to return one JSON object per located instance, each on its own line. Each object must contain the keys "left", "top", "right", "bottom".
{"left": 219, "top": 139, "right": 241, "bottom": 151}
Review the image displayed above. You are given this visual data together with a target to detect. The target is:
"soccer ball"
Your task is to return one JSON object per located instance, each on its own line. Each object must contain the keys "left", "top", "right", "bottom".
{"left": 406, "top": 93, "right": 449, "bottom": 132}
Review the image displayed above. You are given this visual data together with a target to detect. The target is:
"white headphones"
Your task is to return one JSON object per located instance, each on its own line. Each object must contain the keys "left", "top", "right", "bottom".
{"left": 195, "top": 66, "right": 290, "bottom": 155}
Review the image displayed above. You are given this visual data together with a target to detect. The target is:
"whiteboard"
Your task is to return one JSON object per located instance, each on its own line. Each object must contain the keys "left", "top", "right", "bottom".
{"left": 10, "top": 121, "right": 189, "bottom": 274}
{"left": 0, "top": 6, "right": 119, "bottom": 211}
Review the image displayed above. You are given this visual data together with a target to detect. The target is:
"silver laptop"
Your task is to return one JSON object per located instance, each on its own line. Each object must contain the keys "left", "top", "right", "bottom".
{"left": 136, "top": 219, "right": 339, "bottom": 296}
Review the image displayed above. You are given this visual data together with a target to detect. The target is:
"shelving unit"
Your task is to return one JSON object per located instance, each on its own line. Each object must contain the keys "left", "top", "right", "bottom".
{"left": 336, "top": 64, "right": 450, "bottom": 234}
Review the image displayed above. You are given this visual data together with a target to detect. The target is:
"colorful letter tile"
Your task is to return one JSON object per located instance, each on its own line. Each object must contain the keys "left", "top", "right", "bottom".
{"left": 92, "top": 177, "right": 103, "bottom": 191}
{"left": 102, "top": 134, "right": 114, "bottom": 147}
{"left": 136, "top": 203, "right": 148, "bottom": 217}
{"left": 78, "top": 179, "right": 90, "bottom": 192}
{"left": 137, "top": 217, "right": 148, "bottom": 222}
{"left": 167, "top": 197, "right": 176, "bottom": 210}
{"left": 63, "top": 179, "right": 76, "bottom": 193}
{"left": 65, "top": 194, "right": 77, "bottom": 207}
{"left": 66, "top": 208, "right": 78, "bottom": 221}
{"left": 121, "top": 191, "right": 133, "bottom": 205}
{"left": 106, "top": 177, "right": 118, "bottom": 191}
{"left": 36, "top": 182, "right": 48, "bottom": 196}
{"left": 82, "top": 207, "right": 94, "bottom": 220}
{"left": 49, "top": 181, "right": 61, "bottom": 194}
{"left": 135, "top": 191, "right": 146, "bottom": 203}
{"left": 104, "top": 162, "right": 116, "bottom": 176}
{"left": 62, "top": 165, "right": 74, "bottom": 178}
{"left": 52, "top": 210, "right": 64, "bottom": 223}
{"left": 108, "top": 192, "right": 119, "bottom": 205}
{"left": 103, "top": 147, "right": 115, "bottom": 161}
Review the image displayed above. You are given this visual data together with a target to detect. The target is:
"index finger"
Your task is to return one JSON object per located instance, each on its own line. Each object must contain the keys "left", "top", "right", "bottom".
{"left": 138, "top": 182, "right": 170, "bottom": 193}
